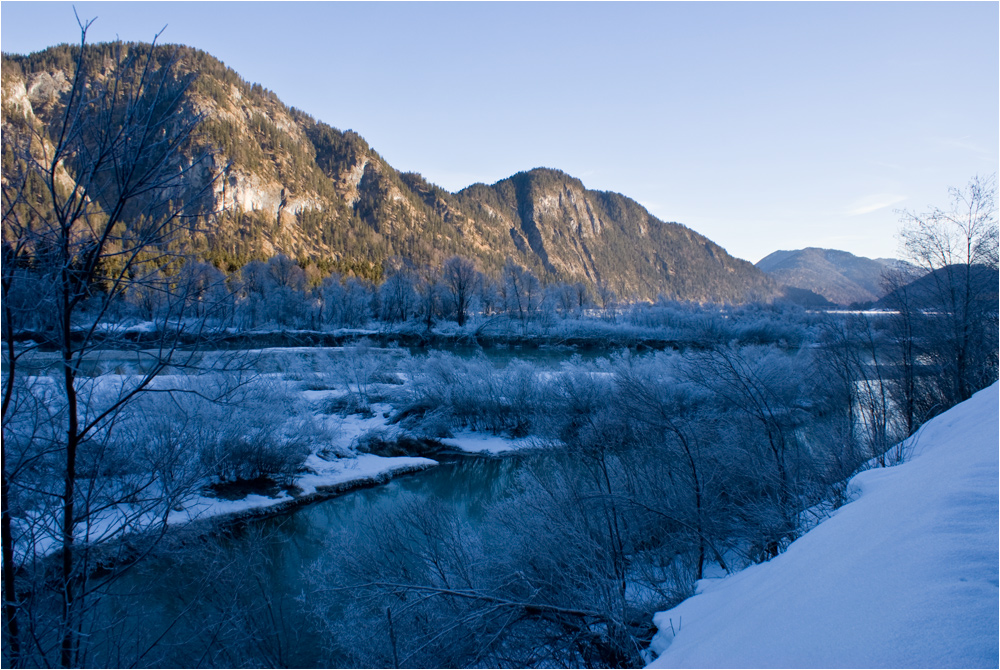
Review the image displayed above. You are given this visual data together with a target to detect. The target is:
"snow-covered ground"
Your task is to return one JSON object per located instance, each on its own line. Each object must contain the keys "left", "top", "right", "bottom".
{"left": 12, "top": 367, "right": 439, "bottom": 557}
{"left": 170, "top": 453, "right": 436, "bottom": 524}
{"left": 19, "top": 452, "right": 436, "bottom": 559}
{"left": 648, "top": 382, "right": 999, "bottom": 669}
{"left": 439, "top": 429, "right": 538, "bottom": 454}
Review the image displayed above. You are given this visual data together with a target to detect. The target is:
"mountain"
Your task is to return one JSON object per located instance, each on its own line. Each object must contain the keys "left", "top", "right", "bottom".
{"left": 875, "top": 264, "right": 1000, "bottom": 310}
{"left": 454, "top": 169, "right": 778, "bottom": 303}
{"left": 777, "top": 286, "right": 837, "bottom": 309}
{"left": 1, "top": 42, "right": 778, "bottom": 303}
{"left": 756, "top": 247, "right": 895, "bottom": 306}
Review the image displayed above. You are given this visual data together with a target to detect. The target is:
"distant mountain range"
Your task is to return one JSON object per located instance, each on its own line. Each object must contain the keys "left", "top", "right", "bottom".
{"left": 756, "top": 247, "right": 903, "bottom": 307}
{"left": 1, "top": 42, "right": 779, "bottom": 303}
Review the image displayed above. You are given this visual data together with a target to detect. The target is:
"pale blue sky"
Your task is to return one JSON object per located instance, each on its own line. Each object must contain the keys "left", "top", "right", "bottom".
{"left": 2, "top": 2, "right": 997, "bottom": 262}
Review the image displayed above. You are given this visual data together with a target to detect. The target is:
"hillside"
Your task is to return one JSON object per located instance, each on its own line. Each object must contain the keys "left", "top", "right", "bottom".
{"left": 456, "top": 168, "right": 777, "bottom": 302}
{"left": 647, "top": 383, "right": 999, "bottom": 668}
{"left": 876, "top": 264, "right": 1000, "bottom": 310}
{"left": 0, "top": 41, "right": 778, "bottom": 303}
{"left": 756, "top": 247, "right": 893, "bottom": 306}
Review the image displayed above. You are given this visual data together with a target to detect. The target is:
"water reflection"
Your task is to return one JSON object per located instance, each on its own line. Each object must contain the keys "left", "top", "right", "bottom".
{"left": 105, "top": 453, "right": 542, "bottom": 667}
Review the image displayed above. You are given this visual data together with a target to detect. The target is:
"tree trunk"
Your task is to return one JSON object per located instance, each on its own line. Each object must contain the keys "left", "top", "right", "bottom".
{"left": 59, "top": 294, "right": 80, "bottom": 668}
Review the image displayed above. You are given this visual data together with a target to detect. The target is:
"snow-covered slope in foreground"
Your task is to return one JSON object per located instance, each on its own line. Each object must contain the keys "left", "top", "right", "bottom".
{"left": 649, "top": 383, "right": 999, "bottom": 669}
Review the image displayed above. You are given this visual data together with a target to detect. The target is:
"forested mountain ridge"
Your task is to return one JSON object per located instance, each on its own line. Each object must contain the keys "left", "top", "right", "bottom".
{"left": 456, "top": 169, "right": 776, "bottom": 303}
{"left": 1, "top": 41, "right": 778, "bottom": 302}
{"left": 756, "top": 247, "right": 897, "bottom": 306}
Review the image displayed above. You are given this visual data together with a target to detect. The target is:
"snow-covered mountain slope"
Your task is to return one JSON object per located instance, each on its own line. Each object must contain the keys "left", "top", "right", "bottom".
{"left": 648, "top": 383, "right": 999, "bottom": 669}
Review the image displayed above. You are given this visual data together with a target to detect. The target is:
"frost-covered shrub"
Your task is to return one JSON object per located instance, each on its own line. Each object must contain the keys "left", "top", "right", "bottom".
{"left": 730, "top": 313, "right": 809, "bottom": 347}
{"left": 353, "top": 428, "right": 404, "bottom": 457}
{"left": 617, "top": 300, "right": 820, "bottom": 348}
{"left": 407, "top": 406, "right": 455, "bottom": 439}
{"left": 215, "top": 427, "right": 309, "bottom": 483}
{"left": 394, "top": 350, "right": 471, "bottom": 424}
{"left": 400, "top": 352, "right": 542, "bottom": 437}
{"left": 333, "top": 340, "right": 410, "bottom": 409}
{"left": 200, "top": 411, "right": 311, "bottom": 483}
{"left": 534, "top": 355, "right": 615, "bottom": 442}
{"left": 486, "top": 359, "right": 540, "bottom": 436}
{"left": 323, "top": 393, "right": 374, "bottom": 417}
{"left": 160, "top": 376, "right": 313, "bottom": 483}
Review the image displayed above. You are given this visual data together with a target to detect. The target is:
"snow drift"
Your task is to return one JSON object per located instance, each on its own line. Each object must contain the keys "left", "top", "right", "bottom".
{"left": 648, "top": 383, "right": 999, "bottom": 668}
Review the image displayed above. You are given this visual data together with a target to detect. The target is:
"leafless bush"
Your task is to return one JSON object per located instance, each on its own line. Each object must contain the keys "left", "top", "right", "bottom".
{"left": 191, "top": 380, "right": 311, "bottom": 483}
{"left": 333, "top": 340, "right": 394, "bottom": 410}
{"left": 400, "top": 352, "right": 543, "bottom": 437}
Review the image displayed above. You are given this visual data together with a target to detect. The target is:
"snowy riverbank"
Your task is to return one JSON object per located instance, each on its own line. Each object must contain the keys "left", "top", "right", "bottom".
{"left": 168, "top": 453, "right": 438, "bottom": 525}
{"left": 647, "top": 382, "right": 999, "bottom": 668}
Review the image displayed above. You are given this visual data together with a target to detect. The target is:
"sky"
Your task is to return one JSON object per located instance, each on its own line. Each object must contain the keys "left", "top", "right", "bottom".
{"left": 1, "top": 1, "right": 997, "bottom": 263}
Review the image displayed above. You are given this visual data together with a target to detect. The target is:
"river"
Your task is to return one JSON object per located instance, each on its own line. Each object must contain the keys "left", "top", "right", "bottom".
{"left": 97, "top": 452, "right": 543, "bottom": 668}
{"left": 39, "top": 344, "right": 600, "bottom": 666}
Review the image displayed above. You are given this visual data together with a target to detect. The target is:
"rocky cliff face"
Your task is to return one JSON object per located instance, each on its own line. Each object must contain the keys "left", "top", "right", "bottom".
{"left": 454, "top": 170, "right": 775, "bottom": 302}
{"left": 2, "top": 42, "right": 778, "bottom": 303}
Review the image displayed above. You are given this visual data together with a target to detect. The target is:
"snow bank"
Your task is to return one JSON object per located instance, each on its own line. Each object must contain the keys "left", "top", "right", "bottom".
{"left": 648, "top": 383, "right": 999, "bottom": 669}
{"left": 439, "top": 430, "right": 538, "bottom": 454}
{"left": 295, "top": 453, "right": 436, "bottom": 496}
{"left": 172, "top": 454, "right": 436, "bottom": 523}
{"left": 18, "top": 453, "right": 437, "bottom": 560}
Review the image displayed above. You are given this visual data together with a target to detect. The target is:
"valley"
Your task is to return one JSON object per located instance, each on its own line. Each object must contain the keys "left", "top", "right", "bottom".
{"left": 1, "top": 25, "right": 996, "bottom": 670}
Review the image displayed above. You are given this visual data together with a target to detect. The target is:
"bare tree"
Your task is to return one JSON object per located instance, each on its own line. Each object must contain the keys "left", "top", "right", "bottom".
{"left": 880, "top": 266, "right": 934, "bottom": 434}
{"left": 817, "top": 314, "right": 906, "bottom": 468}
{"left": 596, "top": 279, "right": 617, "bottom": 322}
{"left": 896, "top": 174, "right": 999, "bottom": 406}
{"left": 1, "top": 21, "right": 226, "bottom": 667}
{"left": 341, "top": 278, "right": 375, "bottom": 327}
{"left": 378, "top": 268, "right": 418, "bottom": 324}
{"left": 318, "top": 272, "right": 345, "bottom": 326}
{"left": 442, "top": 255, "right": 480, "bottom": 327}
{"left": 549, "top": 282, "right": 586, "bottom": 319}
{"left": 234, "top": 259, "right": 268, "bottom": 328}
{"left": 501, "top": 259, "right": 542, "bottom": 331}
{"left": 683, "top": 345, "right": 811, "bottom": 559}
{"left": 478, "top": 276, "right": 503, "bottom": 317}
{"left": 612, "top": 353, "right": 729, "bottom": 579}
{"left": 415, "top": 265, "right": 443, "bottom": 331}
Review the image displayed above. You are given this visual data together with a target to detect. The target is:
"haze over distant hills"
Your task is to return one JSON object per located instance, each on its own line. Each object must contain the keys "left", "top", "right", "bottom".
{"left": 756, "top": 247, "right": 899, "bottom": 306}
{"left": 0, "top": 42, "right": 780, "bottom": 303}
